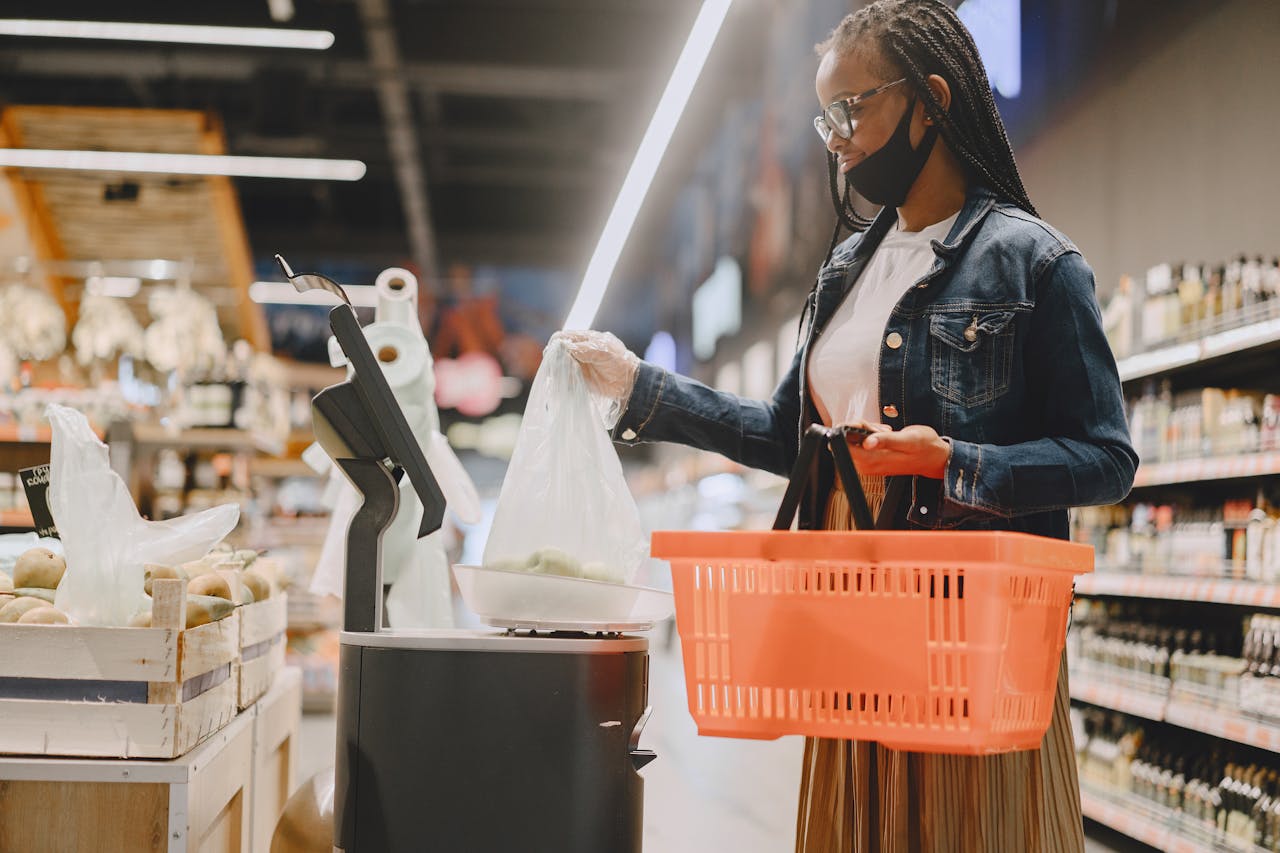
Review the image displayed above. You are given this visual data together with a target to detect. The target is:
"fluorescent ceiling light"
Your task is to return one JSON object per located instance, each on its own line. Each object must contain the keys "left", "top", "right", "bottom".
{"left": 0, "top": 19, "right": 334, "bottom": 50}
{"left": 563, "top": 0, "right": 732, "bottom": 330}
{"left": 86, "top": 276, "right": 142, "bottom": 298}
{"left": 0, "top": 148, "right": 365, "bottom": 181}
{"left": 250, "top": 281, "right": 379, "bottom": 308}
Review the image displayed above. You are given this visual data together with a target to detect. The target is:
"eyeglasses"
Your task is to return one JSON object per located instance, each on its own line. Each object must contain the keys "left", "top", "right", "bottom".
{"left": 813, "top": 78, "right": 907, "bottom": 143}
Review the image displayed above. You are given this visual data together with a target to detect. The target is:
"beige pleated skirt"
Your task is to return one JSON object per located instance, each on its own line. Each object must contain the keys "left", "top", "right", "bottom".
{"left": 794, "top": 480, "right": 1084, "bottom": 853}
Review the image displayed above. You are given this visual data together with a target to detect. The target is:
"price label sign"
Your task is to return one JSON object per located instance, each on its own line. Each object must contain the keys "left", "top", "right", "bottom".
{"left": 18, "top": 464, "right": 59, "bottom": 539}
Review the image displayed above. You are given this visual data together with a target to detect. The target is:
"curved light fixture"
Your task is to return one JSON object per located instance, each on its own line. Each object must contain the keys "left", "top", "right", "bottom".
{"left": 563, "top": 0, "right": 733, "bottom": 331}
{"left": 0, "top": 19, "right": 335, "bottom": 50}
{"left": 0, "top": 149, "right": 366, "bottom": 181}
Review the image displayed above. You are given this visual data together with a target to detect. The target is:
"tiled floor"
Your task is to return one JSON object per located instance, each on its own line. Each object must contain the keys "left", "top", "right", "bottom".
{"left": 298, "top": 627, "right": 1145, "bottom": 851}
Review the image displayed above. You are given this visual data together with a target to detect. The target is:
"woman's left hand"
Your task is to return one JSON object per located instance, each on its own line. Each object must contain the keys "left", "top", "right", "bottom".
{"left": 846, "top": 423, "right": 951, "bottom": 479}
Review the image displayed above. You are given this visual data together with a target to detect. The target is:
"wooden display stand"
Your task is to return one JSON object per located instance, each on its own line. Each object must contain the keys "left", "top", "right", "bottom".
{"left": 0, "top": 579, "right": 239, "bottom": 759}
{"left": 0, "top": 668, "right": 304, "bottom": 853}
{"left": 250, "top": 667, "right": 302, "bottom": 853}
{"left": 0, "top": 702, "right": 253, "bottom": 852}
{"left": 237, "top": 592, "right": 288, "bottom": 711}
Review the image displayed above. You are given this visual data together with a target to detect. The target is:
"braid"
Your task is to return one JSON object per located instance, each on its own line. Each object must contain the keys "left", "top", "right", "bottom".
{"left": 817, "top": 0, "right": 1037, "bottom": 222}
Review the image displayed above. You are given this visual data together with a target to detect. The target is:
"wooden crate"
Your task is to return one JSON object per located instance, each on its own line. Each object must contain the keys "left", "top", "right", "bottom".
{"left": 0, "top": 703, "right": 255, "bottom": 853}
{"left": 236, "top": 592, "right": 288, "bottom": 711}
{"left": 250, "top": 667, "right": 302, "bottom": 853}
{"left": 0, "top": 578, "right": 239, "bottom": 759}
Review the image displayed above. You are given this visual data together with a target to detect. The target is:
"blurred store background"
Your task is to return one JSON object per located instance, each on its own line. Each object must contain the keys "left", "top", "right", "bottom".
{"left": 1, "top": 1, "right": 1279, "bottom": 850}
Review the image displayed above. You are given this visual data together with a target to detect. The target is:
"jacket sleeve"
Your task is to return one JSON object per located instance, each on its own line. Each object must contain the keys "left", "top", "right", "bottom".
{"left": 609, "top": 349, "right": 803, "bottom": 477}
{"left": 912, "top": 250, "right": 1138, "bottom": 523}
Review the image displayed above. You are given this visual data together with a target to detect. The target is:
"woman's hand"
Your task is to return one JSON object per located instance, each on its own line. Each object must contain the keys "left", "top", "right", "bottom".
{"left": 845, "top": 422, "right": 951, "bottom": 479}
{"left": 552, "top": 330, "right": 640, "bottom": 402}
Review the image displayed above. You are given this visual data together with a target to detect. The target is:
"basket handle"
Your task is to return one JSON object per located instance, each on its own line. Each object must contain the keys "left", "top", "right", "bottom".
{"left": 772, "top": 424, "right": 876, "bottom": 531}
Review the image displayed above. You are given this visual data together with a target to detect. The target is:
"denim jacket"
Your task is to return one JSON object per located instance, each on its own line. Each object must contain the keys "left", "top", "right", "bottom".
{"left": 611, "top": 186, "right": 1138, "bottom": 539}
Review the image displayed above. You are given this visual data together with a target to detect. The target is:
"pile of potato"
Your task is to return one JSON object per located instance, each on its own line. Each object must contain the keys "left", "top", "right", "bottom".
{"left": 0, "top": 543, "right": 275, "bottom": 629}
{"left": 131, "top": 546, "right": 275, "bottom": 629}
{"left": 0, "top": 547, "right": 69, "bottom": 624}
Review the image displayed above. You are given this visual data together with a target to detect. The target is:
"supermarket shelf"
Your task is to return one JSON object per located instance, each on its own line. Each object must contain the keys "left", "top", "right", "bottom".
{"left": 1071, "top": 670, "right": 1280, "bottom": 755}
{"left": 0, "top": 509, "right": 34, "bottom": 529}
{"left": 1132, "top": 450, "right": 1280, "bottom": 488}
{"left": 1117, "top": 315, "right": 1280, "bottom": 383}
{"left": 1069, "top": 669, "right": 1168, "bottom": 721}
{"left": 249, "top": 457, "right": 320, "bottom": 479}
{"left": 126, "top": 423, "right": 279, "bottom": 454}
{"left": 0, "top": 424, "right": 103, "bottom": 443}
{"left": 1076, "top": 573, "right": 1280, "bottom": 607}
{"left": 1080, "top": 788, "right": 1247, "bottom": 853}
{"left": 1165, "top": 699, "right": 1280, "bottom": 755}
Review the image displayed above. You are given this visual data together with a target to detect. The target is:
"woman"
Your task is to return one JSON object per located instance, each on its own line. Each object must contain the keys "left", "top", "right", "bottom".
{"left": 560, "top": 1, "right": 1136, "bottom": 850}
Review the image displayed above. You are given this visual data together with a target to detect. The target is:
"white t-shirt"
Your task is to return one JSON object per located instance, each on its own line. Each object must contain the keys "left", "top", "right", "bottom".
{"left": 808, "top": 211, "right": 960, "bottom": 426}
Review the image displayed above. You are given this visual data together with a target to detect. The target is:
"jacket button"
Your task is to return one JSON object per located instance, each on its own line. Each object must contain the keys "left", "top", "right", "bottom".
{"left": 882, "top": 404, "right": 899, "bottom": 418}
{"left": 885, "top": 332, "right": 903, "bottom": 350}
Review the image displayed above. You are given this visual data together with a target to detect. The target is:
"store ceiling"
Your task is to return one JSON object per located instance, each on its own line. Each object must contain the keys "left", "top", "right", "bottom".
{"left": 0, "top": 0, "right": 705, "bottom": 277}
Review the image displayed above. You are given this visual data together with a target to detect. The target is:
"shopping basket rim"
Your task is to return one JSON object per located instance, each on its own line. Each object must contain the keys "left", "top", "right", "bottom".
{"left": 650, "top": 529, "right": 1093, "bottom": 575}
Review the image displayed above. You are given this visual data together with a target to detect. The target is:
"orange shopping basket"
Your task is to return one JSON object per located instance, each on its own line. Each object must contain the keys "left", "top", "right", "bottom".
{"left": 650, "top": 424, "right": 1093, "bottom": 755}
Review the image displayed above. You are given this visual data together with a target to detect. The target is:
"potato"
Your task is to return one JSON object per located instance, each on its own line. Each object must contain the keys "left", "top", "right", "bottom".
{"left": 144, "top": 564, "right": 188, "bottom": 597}
{"left": 18, "top": 606, "right": 68, "bottom": 625}
{"left": 185, "top": 594, "right": 236, "bottom": 628}
{"left": 188, "top": 574, "right": 233, "bottom": 602}
{"left": 128, "top": 610, "right": 153, "bottom": 628}
{"left": 0, "top": 573, "right": 12, "bottom": 594}
{"left": 0, "top": 596, "right": 52, "bottom": 623}
{"left": 13, "top": 587, "right": 56, "bottom": 604}
{"left": 14, "top": 548, "right": 66, "bottom": 589}
{"left": 580, "top": 562, "right": 617, "bottom": 583}
{"left": 526, "top": 547, "right": 582, "bottom": 579}
{"left": 241, "top": 571, "right": 271, "bottom": 603}
{"left": 232, "top": 549, "right": 260, "bottom": 568}
{"left": 180, "top": 557, "right": 218, "bottom": 577}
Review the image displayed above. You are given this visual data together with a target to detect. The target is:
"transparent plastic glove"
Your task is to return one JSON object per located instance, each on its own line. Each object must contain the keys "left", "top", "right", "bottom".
{"left": 552, "top": 330, "right": 640, "bottom": 430}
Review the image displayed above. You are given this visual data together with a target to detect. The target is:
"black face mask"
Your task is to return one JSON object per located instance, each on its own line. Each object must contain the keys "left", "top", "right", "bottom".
{"left": 845, "top": 98, "right": 938, "bottom": 208}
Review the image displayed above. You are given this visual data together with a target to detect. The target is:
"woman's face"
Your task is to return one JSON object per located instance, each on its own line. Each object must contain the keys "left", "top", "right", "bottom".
{"left": 815, "top": 48, "right": 918, "bottom": 175}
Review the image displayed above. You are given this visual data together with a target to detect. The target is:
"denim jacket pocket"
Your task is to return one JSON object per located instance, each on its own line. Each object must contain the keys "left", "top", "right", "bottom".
{"left": 928, "top": 309, "right": 1017, "bottom": 407}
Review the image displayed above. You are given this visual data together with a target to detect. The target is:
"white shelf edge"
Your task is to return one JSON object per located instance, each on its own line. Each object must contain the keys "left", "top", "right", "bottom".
{"left": 1165, "top": 699, "right": 1280, "bottom": 755}
{"left": 1132, "top": 450, "right": 1280, "bottom": 488}
{"left": 1070, "top": 671, "right": 1280, "bottom": 754}
{"left": 1068, "top": 670, "right": 1167, "bottom": 722}
{"left": 1075, "top": 573, "right": 1280, "bottom": 607}
{"left": 1117, "top": 316, "right": 1280, "bottom": 383}
{"left": 1080, "top": 789, "right": 1215, "bottom": 853}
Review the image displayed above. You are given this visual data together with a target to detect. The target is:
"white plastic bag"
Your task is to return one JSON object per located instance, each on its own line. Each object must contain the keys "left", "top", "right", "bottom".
{"left": 45, "top": 405, "right": 240, "bottom": 626}
{"left": 483, "top": 339, "right": 647, "bottom": 584}
{"left": 384, "top": 530, "right": 454, "bottom": 629}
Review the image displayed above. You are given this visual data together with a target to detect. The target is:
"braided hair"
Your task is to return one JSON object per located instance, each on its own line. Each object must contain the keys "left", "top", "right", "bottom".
{"left": 818, "top": 0, "right": 1036, "bottom": 248}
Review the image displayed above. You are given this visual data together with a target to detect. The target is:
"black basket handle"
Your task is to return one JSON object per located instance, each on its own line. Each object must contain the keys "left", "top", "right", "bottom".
{"left": 773, "top": 424, "right": 877, "bottom": 531}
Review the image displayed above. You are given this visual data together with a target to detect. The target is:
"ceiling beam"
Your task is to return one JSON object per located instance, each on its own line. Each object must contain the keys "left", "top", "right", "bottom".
{"left": 3, "top": 49, "right": 632, "bottom": 100}
{"left": 356, "top": 0, "right": 438, "bottom": 281}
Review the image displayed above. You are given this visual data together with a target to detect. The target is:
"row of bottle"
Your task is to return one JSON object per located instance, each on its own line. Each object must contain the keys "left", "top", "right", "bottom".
{"left": 1103, "top": 257, "right": 1280, "bottom": 358}
{"left": 1077, "top": 709, "right": 1280, "bottom": 850}
{"left": 1073, "top": 498, "right": 1280, "bottom": 581}
{"left": 1130, "top": 382, "right": 1280, "bottom": 464}
{"left": 1071, "top": 599, "right": 1246, "bottom": 692}
{"left": 1241, "top": 615, "right": 1280, "bottom": 721}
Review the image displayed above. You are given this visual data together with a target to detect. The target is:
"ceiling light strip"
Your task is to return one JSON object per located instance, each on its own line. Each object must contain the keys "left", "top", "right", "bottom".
{"left": 250, "top": 281, "right": 379, "bottom": 308}
{"left": 563, "top": 0, "right": 732, "bottom": 330}
{"left": 0, "top": 19, "right": 334, "bottom": 49}
{"left": 0, "top": 148, "right": 366, "bottom": 181}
